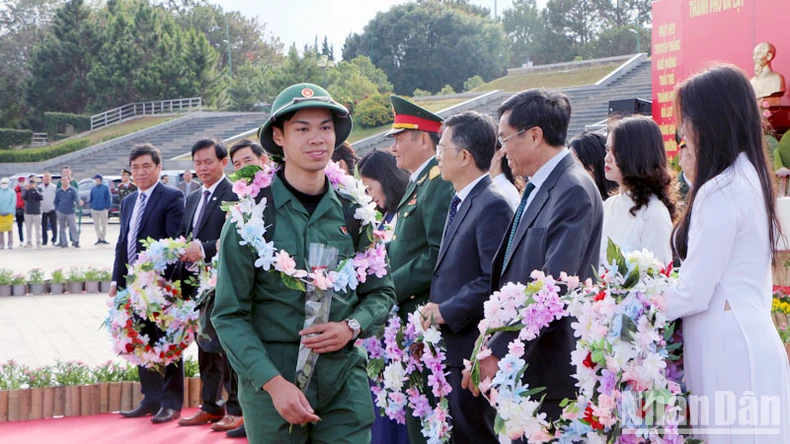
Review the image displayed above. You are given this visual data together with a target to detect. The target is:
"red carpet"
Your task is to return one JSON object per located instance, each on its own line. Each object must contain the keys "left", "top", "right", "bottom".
{"left": 0, "top": 408, "right": 246, "bottom": 444}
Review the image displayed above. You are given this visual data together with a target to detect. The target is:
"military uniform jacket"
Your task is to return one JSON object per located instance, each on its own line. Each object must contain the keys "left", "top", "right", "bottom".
{"left": 211, "top": 175, "right": 396, "bottom": 391}
{"left": 387, "top": 157, "right": 454, "bottom": 320}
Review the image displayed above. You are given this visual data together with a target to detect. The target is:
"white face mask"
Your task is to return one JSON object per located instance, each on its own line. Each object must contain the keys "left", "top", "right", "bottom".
{"left": 0, "top": 184, "right": 8, "bottom": 189}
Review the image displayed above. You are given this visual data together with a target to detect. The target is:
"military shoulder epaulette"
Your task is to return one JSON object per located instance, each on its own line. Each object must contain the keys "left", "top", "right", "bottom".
{"left": 428, "top": 165, "right": 440, "bottom": 181}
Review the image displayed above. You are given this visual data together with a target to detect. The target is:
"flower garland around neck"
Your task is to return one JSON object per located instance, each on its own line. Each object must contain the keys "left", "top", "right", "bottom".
{"left": 225, "top": 161, "right": 388, "bottom": 292}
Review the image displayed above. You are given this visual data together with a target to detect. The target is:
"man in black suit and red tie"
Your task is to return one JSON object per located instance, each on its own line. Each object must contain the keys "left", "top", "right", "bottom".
{"left": 420, "top": 111, "right": 514, "bottom": 444}
{"left": 111, "top": 143, "right": 185, "bottom": 423}
{"left": 462, "top": 89, "right": 603, "bottom": 432}
{"left": 175, "top": 139, "right": 244, "bottom": 434}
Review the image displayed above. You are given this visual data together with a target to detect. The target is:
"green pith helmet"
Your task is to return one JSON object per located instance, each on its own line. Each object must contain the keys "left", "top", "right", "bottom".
{"left": 257, "top": 83, "right": 352, "bottom": 158}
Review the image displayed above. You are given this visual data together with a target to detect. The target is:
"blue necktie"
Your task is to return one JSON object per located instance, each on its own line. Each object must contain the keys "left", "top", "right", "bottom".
{"left": 503, "top": 182, "right": 535, "bottom": 264}
{"left": 444, "top": 196, "right": 461, "bottom": 237}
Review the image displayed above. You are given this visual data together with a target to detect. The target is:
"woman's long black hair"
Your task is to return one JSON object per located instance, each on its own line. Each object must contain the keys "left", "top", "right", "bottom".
{"left": 672, "top": 64, "right": 780, "bottom": 262}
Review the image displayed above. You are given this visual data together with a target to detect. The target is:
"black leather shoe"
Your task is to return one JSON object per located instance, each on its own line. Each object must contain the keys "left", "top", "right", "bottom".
{"left": 151, "top": 407, "right": 181, "bottom": 424}
{"left": 119, "top": 403, "right": 158, "bottom": 418}
{"left": 226, "top": 424, "right": 247, "bottom": 438}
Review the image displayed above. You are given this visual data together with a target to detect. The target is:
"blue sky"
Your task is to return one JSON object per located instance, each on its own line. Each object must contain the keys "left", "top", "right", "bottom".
{"left": 208, "top": 0, "right": 548, "bottom": 57}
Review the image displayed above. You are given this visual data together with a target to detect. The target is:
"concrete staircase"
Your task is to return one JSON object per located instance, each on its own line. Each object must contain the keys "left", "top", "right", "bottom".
{"left": 49, "top": 112, "right": 266, "bottom": 177}
{"left": 356, "top": 56, "right": 652, "bottom": 154}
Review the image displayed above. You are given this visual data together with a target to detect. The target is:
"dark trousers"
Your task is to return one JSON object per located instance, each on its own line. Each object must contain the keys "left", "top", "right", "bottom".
{"left": 198, "top": 344, "right": 242, "bottom": 416}
{"left": 137, "top": 319, "right": 184, "bottom": 410}
{"left": 15, "top": 208, "right": 23, "bottom": 242}
{"left": 41, "top": 210, "right": 57, "bottom": 245}
{"left": 446, "top": 366, "right": 498, "bottom": 444}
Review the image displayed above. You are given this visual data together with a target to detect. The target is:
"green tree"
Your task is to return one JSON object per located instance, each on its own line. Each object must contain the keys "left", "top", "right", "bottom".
{"left": 580, "top": 25, "right": 651, "bottom": 59}
{"left": 0, "top": 0, "right": 63, "bottom": 128}
{"left": 269, "top": 45, "right": 324, "bottom": 92}
{"left": 171, "top": 3, "right": 283, "bottom": 71}
{"left": 88, "top": 0, "right": 227, "bottom": 110}
{"left": 544, "top": 0, "right": 603, "bottom": 47}
{"left": 320, "top": 35, "right": 334, "bottom": 60}
{"left": 25, "top": 0, "right": 97, "bottom": 117}
{"left": 343, "top": 2, "right": 506, "bottom": 95}
{"left": 502, "top": 0, "right": 547, "bottom": 67}
{"left": 228, "top": 60, "right": 272, "bottom": 111}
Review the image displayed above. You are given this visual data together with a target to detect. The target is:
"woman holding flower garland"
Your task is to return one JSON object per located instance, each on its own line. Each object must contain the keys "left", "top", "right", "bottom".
{"left": 212, "top": 83, "right": 395, "bottom": 444}
{"left": 665, "top": 65, "right": 790, "bottom": 441}
{"left": 601, "top": 116, "right": 677, "bottom": 265}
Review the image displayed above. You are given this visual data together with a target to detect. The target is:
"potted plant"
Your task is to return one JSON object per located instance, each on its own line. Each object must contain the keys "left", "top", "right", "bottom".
{"left": 24, "top": 365, "right": 54, "bottom": 420}
{"left": 28, "top": 269, "right": 47, "bottom": 295}
{"left": 66, "top": 267, "right": 84, "bottom": 294}
{"left": 11, "top": 273, "right": 26, "bottom": 296}
{"left": 98, "top": 268, "right": 113, "bottom": 293}
{"left": 50, "top": 269, "right": 65, "bottom": 295}
{"left": 83, "top": 267, "right": 101, "bottom": 293}
{"left": 0, "top": 268, "right": 12, "bottom": 297}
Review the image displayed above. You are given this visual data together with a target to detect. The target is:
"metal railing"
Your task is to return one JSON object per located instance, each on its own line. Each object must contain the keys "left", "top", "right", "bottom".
{"left": 90, "top": 97, "right": 202, "bottom": 130}
{"left": 30, "top": 133, "right": 48, "bottom": 147}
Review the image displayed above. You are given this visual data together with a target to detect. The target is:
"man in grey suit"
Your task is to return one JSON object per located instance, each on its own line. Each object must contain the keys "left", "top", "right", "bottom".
{"left": 462, "top": 89, "right": 603, "bottom": 428}
{"left": 177, "top": 170, "right": 200, "bottom": 196}
{"left": 420, "top": 111, "right": 514, "bottom": 444}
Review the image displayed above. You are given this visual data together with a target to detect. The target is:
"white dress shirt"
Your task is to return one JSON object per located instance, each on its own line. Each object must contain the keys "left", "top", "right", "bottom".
{"left": 191, "top": 178, "right": 225, "bottom": 232}
{"left": 491, "top": 173, "right": 520, "bottom": 211}
{"left": 454, "top": 173, "right": 489, "bottom": 205}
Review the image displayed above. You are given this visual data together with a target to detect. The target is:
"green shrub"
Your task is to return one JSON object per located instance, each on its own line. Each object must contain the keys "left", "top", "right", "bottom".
{"left": 67, "top": 267, "right": 84, "bottom": 282}
{"left": 44, "top": 112, "right": 91, "bottom": 140}
{"left": 0, "top": 138, "right": 90, "bottom": 163}
{"left": 463, "top": 75, "right": 485, "bottom": 91}
{"left": 0, "top": 129, "right": 33, "bottom": 149}
{"left": 51, "top": 268, "right": 65, "bottom": 284}
{"left": 413, "top": 88, "right": 432, "bottom": 97}
{"left": 0, "top": 268, "right": 13, "bottom": 285}
{"left": 28, "top": 268, "right": 45, "bottom": 284}
{"left": 437, "top": 84, "right": 456, "bottom": 95}
{"left": 355, "top": 94, "right": 394, "bottom": 128}
{"left": 11, "top": 273, "right": 26, "bottom": 285}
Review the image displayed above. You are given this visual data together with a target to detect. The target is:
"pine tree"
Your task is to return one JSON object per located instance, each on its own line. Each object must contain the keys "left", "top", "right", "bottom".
{"left": 25, "top": 0, "right": 98, "bottom": 115}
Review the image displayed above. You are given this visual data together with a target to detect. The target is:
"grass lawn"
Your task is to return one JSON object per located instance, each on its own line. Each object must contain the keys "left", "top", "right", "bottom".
{"left": 82, "top": 116, "right": 178, "bottom": 145}
{"left": 472, "top": 63, "right": 621, "bottom": 92}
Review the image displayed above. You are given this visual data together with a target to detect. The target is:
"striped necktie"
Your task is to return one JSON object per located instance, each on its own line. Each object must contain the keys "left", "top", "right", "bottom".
{"left": 127, "top": 192, "right": 148, "bottom": 265}
{"left": 503, "top": 182, "right": 535, "bottom": 264}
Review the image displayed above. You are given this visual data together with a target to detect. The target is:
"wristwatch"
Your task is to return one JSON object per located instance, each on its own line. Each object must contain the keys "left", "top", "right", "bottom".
{"left": 345, "top": 319, "right": 361, "bottom": 340}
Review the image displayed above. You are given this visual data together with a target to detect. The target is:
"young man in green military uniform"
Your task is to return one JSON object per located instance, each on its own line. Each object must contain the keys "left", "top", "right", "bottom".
{"left": 385, "top": 95, "right": 455, "bottom": 444}
{"left": 117, "top": 169, "right": 137, "bottom": 212}
{"left": 212, "top": 83, "right": 395, "bottom": 444}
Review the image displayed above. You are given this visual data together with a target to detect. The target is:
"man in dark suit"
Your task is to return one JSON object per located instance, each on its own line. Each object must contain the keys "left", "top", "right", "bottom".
{"left": 420, "top": 111, "right": 513, "bottom": 444}
{"left": 462, "top": 89, "right": 603, "bottom": 427}
{"left": 176, "top": 139, "right": 244, "bottom": 434}
{"left": 111, "top": 143, "right": 185, "bottom": 423}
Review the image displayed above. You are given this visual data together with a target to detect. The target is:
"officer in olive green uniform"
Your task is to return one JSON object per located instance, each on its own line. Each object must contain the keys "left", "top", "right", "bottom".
{"left": 117, "top": 169, "right": 137, "bottom": 212}
{"left": 385, "top": 96, "right": 454, "bottom": 444}
{"left": 386, "top": 96, "right": 455, "bottom": 321}
{"left": 212, "top": 83, "right": 395, "bottom": 444}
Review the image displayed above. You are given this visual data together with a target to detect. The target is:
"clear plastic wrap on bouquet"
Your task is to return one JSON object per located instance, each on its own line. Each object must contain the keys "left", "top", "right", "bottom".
{"left": 295, "top": 243, "right": 339, "bottom": 391}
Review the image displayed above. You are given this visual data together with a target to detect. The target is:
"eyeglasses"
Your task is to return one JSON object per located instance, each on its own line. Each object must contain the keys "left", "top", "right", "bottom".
{"left": 497, "top": 128, "right": 526, "bottom": 146}
{"left": 436, "top": 144, "right": 463, "bottom": 156}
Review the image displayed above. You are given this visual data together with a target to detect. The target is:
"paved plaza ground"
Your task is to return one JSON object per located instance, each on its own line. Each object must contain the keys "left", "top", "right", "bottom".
{"left": 0, "top": 217, "right": 198, "bottom": 368}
